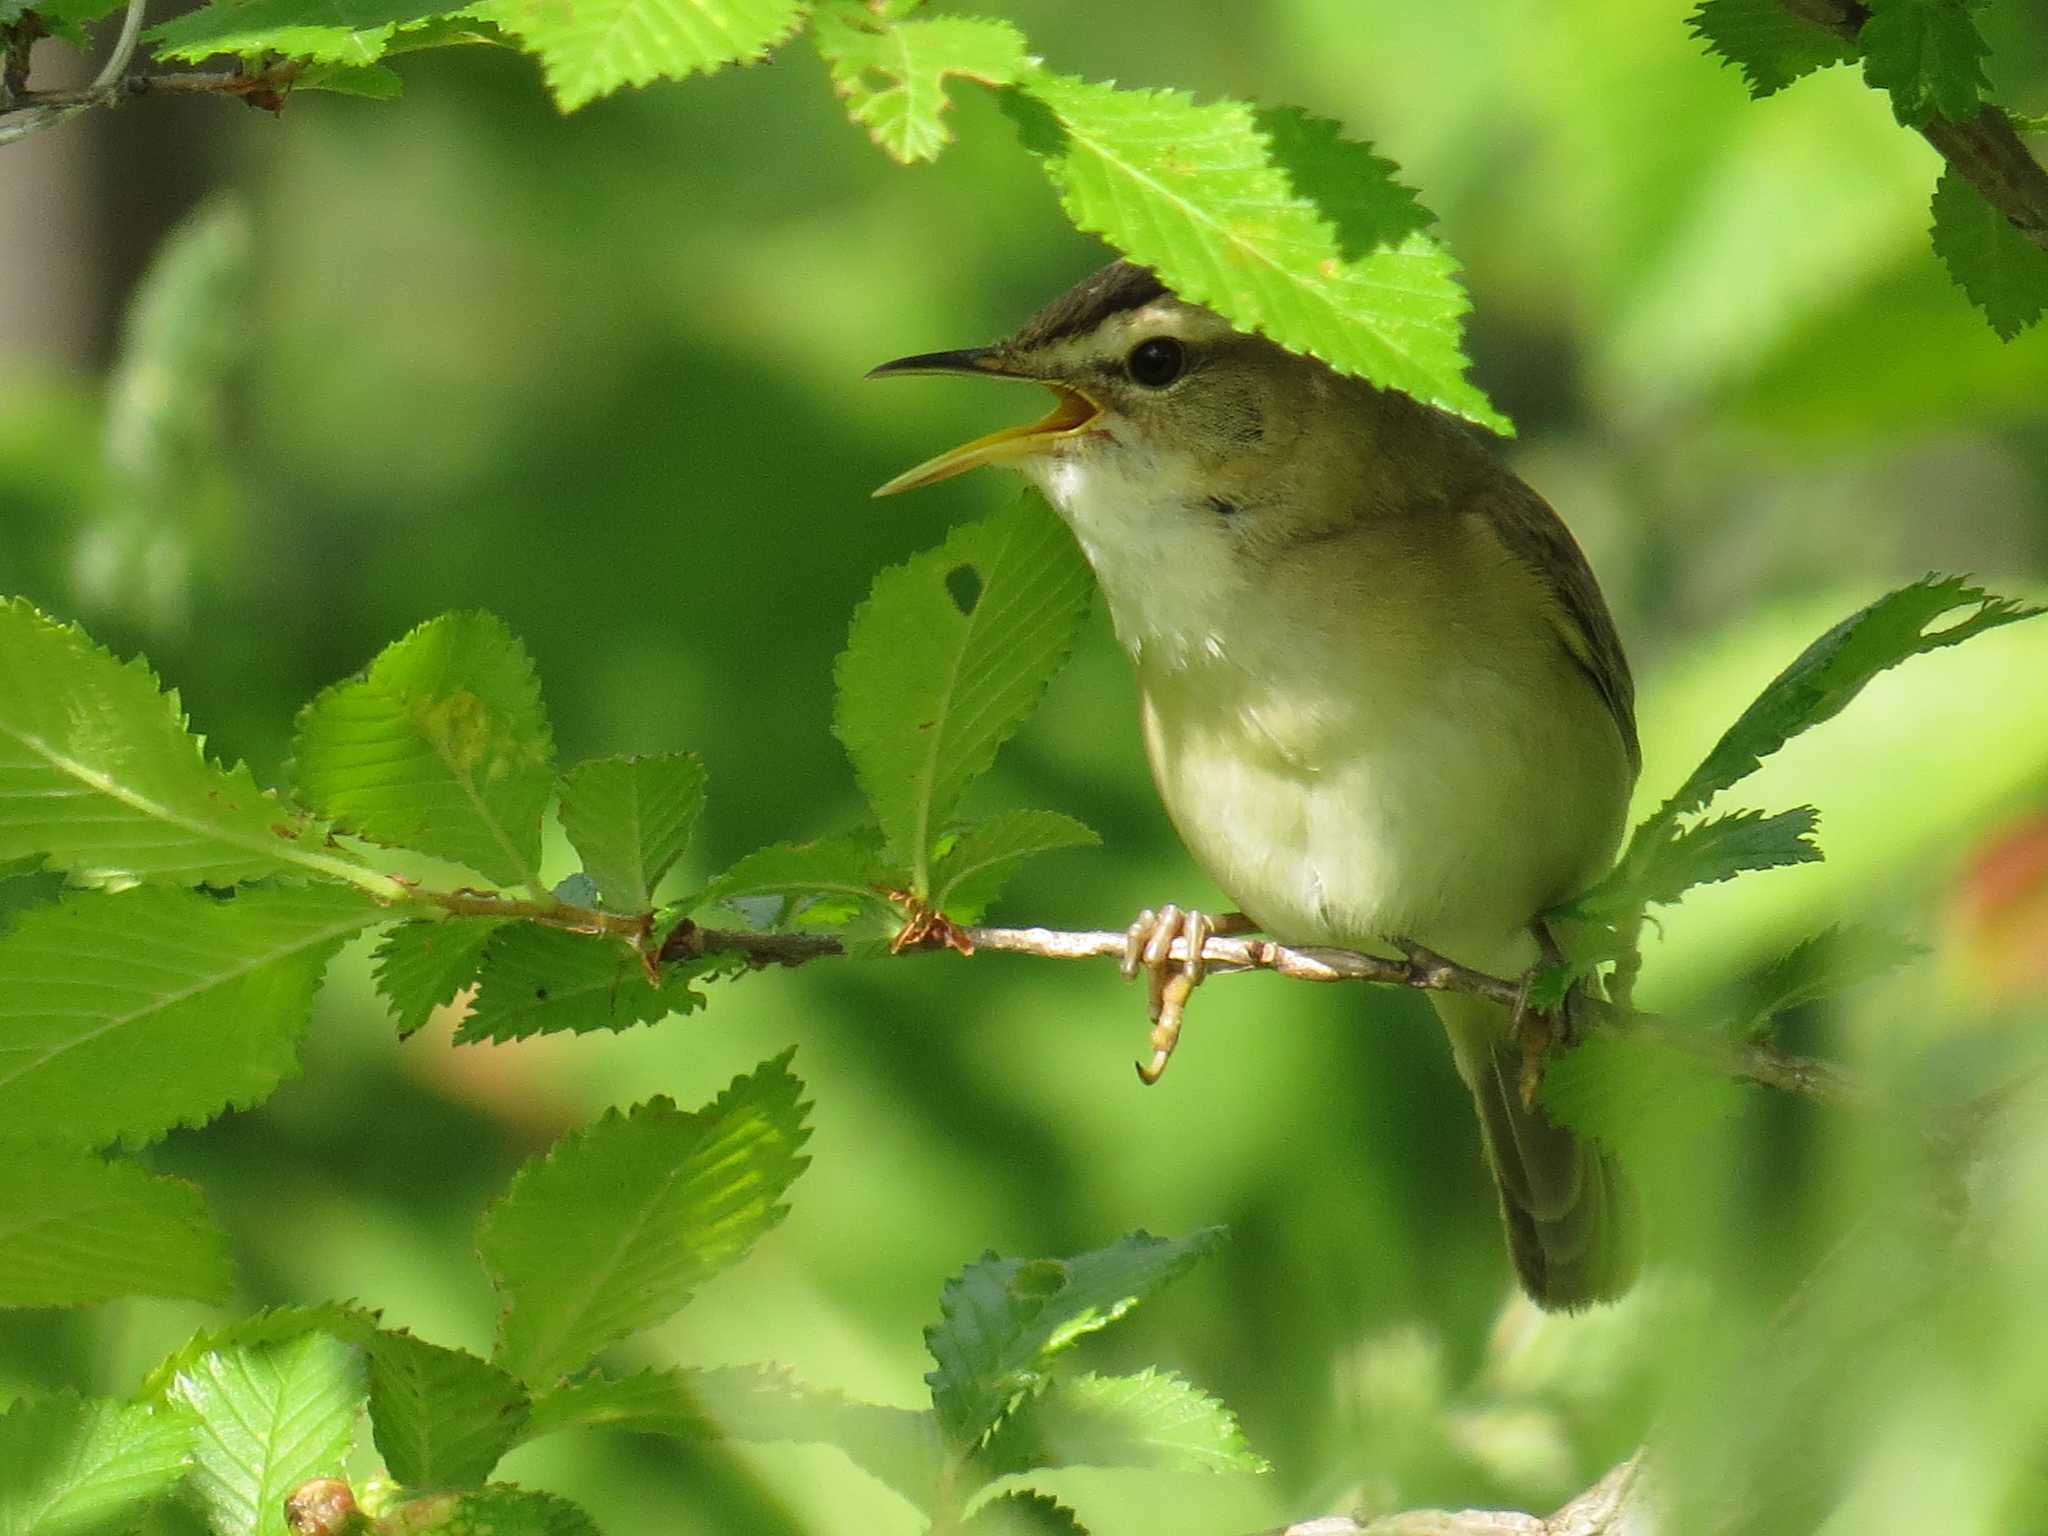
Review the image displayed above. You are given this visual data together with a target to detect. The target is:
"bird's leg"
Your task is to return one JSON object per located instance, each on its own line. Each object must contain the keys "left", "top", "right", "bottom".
{"left": 1120, "top": 905, "right": 1254, "bottom": 1084}
{"left": 1511, "top": 919, "right": 1579, "bottom": 1107}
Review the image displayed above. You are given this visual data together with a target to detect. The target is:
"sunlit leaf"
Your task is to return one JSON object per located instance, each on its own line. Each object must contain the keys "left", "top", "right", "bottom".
{"left": 1007, "top": 76, "right": 1507, "bottom": 432}
{"left": 0, "top": 1393, "right": 193, "bottom": 1536}
{"left": 168, "top": 1331, "right": 364, "bottom": 1536}
{"left": 925, "top": 1229, "right": 1224, "bottom": 1450}
{"left": 0, "top": 1152, "right": 232, "bottom": 1308}
{"left": 0, "top": 600, "right": 315, "bottom": 888}
{"left": 479, "top": 0, "right": 803, "bottom": 111}
{"left": 558, "top": 752, "right": 706, "bottom": 911}
{"left": 0, "top": 884, "right": 378, "bottom": 1150}
{"left": 976, "top": 1368, "right": 1267, "bottom": 1480}
{"left": 1643, "top": 577, "right": 2042, "bottom": 833}
{"left": 482, "top": 1054, "right": 811, "bottom": 1385}
{"left": 1570, "top": 807, "right": 1822, "bottom": 923}
{"left": 928, "top": 810, "right": 1097, "bottom": 921}
{"left": 834, "top": 492, "right": 1093, "bottom": 894}
{"left": 292, "top": 612, "right": 554, "bottom": 889}
{"left": 813, "top": 4, "right": 1027, "bottom": 163}
{"left": 147, "top": 0, "right": 453, "bottom": 64}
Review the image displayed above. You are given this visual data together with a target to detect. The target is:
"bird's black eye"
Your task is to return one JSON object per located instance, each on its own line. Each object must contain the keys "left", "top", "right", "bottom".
{"left": 1126, "top": 336, "right": 1186, "bottom": 388}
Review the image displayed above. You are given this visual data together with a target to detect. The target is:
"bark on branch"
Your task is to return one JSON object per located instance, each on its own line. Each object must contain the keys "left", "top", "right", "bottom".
{"left": 656, "top": 918, "right": 1863, "bottom": 1107}
{"left": 1259, "top": 1454, "right": 1653, "bottom": 1536}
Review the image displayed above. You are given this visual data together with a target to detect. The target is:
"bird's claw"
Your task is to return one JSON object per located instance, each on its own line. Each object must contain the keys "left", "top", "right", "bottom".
{"left": 1121, "top": 904, "right": 1216, "bottom": 1084}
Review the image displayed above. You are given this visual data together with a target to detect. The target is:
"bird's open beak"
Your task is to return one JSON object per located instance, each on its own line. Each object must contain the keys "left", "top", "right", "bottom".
{"left": 867, "top": 347, "right": 1102, "bottom": 498}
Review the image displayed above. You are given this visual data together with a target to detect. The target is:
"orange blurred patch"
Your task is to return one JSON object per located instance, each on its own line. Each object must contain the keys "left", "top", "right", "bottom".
{"left": 1950, "top": 813, "right": 2048, "bottom": 1006}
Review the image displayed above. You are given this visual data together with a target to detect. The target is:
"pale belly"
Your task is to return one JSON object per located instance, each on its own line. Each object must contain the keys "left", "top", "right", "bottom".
{"left": 1138, "top": 654, "right": 1627, "bottom": 975}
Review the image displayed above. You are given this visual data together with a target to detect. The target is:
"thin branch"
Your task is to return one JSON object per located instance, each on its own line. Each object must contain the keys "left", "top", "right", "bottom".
{"left": 1775, "top": 0, "right": 2048, "bottom": 253}
{"left": 654, "top": 918, "right": 1862, "bottom": 1107}
{"left": 1255, "top": 1454, "right": 1651, "bottom": 1536}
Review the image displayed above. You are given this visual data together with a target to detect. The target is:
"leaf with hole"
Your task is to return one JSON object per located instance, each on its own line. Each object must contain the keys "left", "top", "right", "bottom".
{"left": 834, "top": 492, "right": 1093, "bottom": 896}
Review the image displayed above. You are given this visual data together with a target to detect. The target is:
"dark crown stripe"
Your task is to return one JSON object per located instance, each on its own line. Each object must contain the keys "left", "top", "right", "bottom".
{"left": 1010, "top": 260, "right": 1170, "bottom": 347}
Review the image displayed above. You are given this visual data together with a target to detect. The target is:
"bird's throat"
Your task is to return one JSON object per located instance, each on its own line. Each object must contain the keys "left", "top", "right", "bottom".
{"left": 1026, "top": 449, "right": 1253, "bottom": 670}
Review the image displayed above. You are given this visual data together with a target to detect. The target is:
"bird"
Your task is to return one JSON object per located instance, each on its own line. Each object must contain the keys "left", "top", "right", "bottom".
{"left": 869, "top": 260, "right": 1641, "bottom": 1309}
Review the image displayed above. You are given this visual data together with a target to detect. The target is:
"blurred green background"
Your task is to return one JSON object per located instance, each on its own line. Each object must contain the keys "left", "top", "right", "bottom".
{"left": 4, "top": 1, "right": 2048, "bottom": 1530}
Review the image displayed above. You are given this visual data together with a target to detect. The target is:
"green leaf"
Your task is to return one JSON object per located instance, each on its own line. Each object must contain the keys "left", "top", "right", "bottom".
{"left": 292, "top": 612, "right": 554, "bottom": 889}
{"left": 0, "top": 600, "right": 315, "bottom": 888}
{"left": 519, "top": 1366, "right": 939, "bottom": 1505}
{"left": 1006, "top": 77, "right": 1507, "bottom": 433}
{"left": 371, "top": 917, "right": 505, "bottom": 1039}
{"left": 557, "top": 753, "right": 706, "bottom": 911}
{"left": 295, "top": 60, "right": 406, "bottom": 94}
{"left": 454, "top": 925, "right": 686, "bottom": 1045}
{"left": 928, "top": 810, "right": 1098, "bottom": 921}
{"left": 1931, "top": 168, "right": 2048, "bottom": 339}
{"left": 1686, "top": 0, "right": 1858, "bottom": 97}
{"left": 924, "top": 1229, "right": 1225, "bottom": 1451}
{"left": 374, "top": 1487, "right": 598, "bottom": 1536}
{"left": 167, "top": 1331, "right": 364, "bottom": 1536}
{"left": 1643, "top": 577, "right": 2043, "bottom": 833}
{"left": 363, "top": 1331, "right": 529, "bottom": 1490}
{"left": 146, "top": 0, "right": 454, "bottom": 64}
{"left": 0, "top": 1151, "right": 231, "bottom": 1308}
{"left": 699, "top": 836, "right": 899, "bottom": 930}
{"left": 976, "top": 1368, "right": 1266, "bottom": 1480}
{"left": 140, "top": 1307, "right": 376, "bottom": 1402}
{"left": 0, "top": 884, "right": 378, "bottom": 1150}
{"left": 1733, "top": 924, "right": 1912, "bottom": 1034}
{"left": 0, "top": 1394, "right": 194, "bottom": 1536}
{"left": 1541, "top": 1030, "right": 1748, "bottom": 1170}
{"left": 962, "top": 1492, "right": 1086, "bottom": 1536}
{"left": 477, "top": 0, "right": 803, "bottom": 111}
{"left": 481, "top": 1054, "right": 812, "bottom": 1385}
{"left": 30, "top": 0, "right": 133, "bottom": 29}
{"left": 91, "top": 198, "right": 250, "bottom": 636}
{"left": 813, "top": 4, "right": 1027, "bottom": 163}
{"left": 834, "top": 493, "right": 1093, "bottom": 893}
{"left": 1860, "top": 0, "right": 1988, "bottom": 123}
{"left": 1571, "top": 807, "right": 1822, "bottom": 923}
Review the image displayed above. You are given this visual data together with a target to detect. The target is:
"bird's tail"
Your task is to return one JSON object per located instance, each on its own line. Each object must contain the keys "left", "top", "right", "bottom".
{"left": 1433, "top": 991, "right": 1640, "bottom": 1310}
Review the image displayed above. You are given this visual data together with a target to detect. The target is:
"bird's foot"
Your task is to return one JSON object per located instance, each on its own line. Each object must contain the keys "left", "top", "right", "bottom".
{"left": 1511, "top": 920, "right": 1583, "bottom": 1106}
{"left": 1120, "top": 905, "right": 1252, "bottom": 1084}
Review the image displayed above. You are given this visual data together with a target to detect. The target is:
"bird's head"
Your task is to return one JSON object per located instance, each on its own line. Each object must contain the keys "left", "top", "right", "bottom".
{"left": 869, "top": 261, "right": 1309, "bottom": 501}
